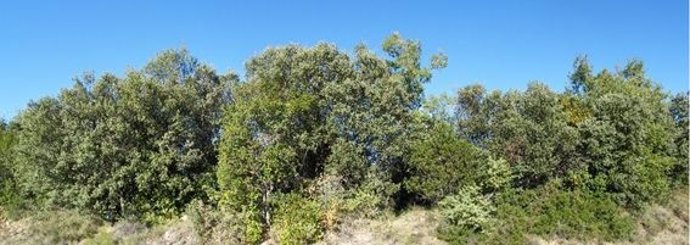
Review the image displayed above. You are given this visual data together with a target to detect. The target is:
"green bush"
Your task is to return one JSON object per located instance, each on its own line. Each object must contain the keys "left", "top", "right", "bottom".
{"left": 455, "top": 83, "right": 579, "bottom": 188}
{"left": 463, "top": 183, "right": 635, "bottom": 244}
{"left": 478, "top": 157, "right": 512, "bottom": 192}
{"left": 0, "top": 122, "right": 23, "bottom": 219}
{"left": 307, "top": 173, "right": 396, "bottom": 229}
{"left": 217, "top": 34, "right": 443, "bottom": 241}
{"left": 669, "top": 93, "right": 688, "bottom": 186}
{"left": 81, "top": 228, "right": 117, "bottom": 245}
{"left": 405, "top": 121, "right": 485, "bottom": 203}
{"left": 271, "top": 193, "right": 324, "bottom": 245}
{"left": 437, "top": 184, "right": 495, "bottom": 242}
{"left": 530, "top": 189, "right": 635, "bottom": 241}
{"left": 568, "top": 59, "right": 675, "bottom": 209}
{"left": 11, "top": 49, "right": 231, "bottom": 223}
{"left": 577, "top": 94, "right": 673, "bottom": 209}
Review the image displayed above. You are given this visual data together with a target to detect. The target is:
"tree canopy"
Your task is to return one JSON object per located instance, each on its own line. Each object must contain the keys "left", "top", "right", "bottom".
{"left": 0, "top": 34, "right": 686, "bottom": 244}
{"left": 9, "top": 49, "right": 234, "bottom": 222}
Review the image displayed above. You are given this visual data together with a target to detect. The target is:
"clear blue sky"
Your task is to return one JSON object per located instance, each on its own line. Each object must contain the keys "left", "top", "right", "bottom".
{"left": 1, "top": 0, "right": 687, "bottom": 119}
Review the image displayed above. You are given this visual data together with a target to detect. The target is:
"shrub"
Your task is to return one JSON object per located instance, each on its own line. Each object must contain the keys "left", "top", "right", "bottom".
{"left": 0, "top": 122, "right": 23, "bottom": 219}
{"left": 271, "top": 193, "right": 324, "bottom": 245}
{"left": 568, "top": 59, "right": 676, "bottom": 208}
{"left": 217, "top": 34, "right": 445, "bottom": 240}
{"left": 466, "top": 183, "right": 635, "bottom": 244}
{"left": 81, "top": 228, "right": 117, "bottom": 245}
{"left": 11, "top": 49, "right": 231, "bottom": 222}
{"left": 437, "top": 184, "right": 495, "bottom": 241}
{"left": 530, "top": 189, "right": 635, "bottom": 241}
{"left": 455, "top": 83, "right": 579, "bottom": 188}
{"left": 669, "top": 93, "right": 689, "bottom": 186}
{"left": 479, "top": 157, "right": 512, "bottom": 192}
{"left": 577, "top": 94, "right": 673, "bottom": 209}
{"left": 2, "top": 209, "right": 103, "bottom": 245}
{"left": 405, "top": 121, "right": 485, "bottom": 204}
{"left": 186, "top": 200, "right": 244, "bottom": 244}
{"left": 307, "top": 172, "right": 397, "bottom": 229}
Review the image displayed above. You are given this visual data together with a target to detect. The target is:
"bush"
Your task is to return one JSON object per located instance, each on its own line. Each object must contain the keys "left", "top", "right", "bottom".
{"left": 217, "top": 34, "right": 444, "bottom": 241}
{"left": 530, "top": 189, "right": 635, "bottom": 241}
{"left": 81, "top": 228, "right": 117, "bottom": 245}
{"left": 568, "top": 60, "right": 676, "bottom": 208}
{"left": 11, "top": 50, "right": 231, "bottom": 223}
{"left": 0, "top": 122, "right": 23, "bottom": 219}
{"left": 437, "top": 184, "right": 495, "bottom": 241}
{"left": 307, "top": 172, "right": 396, "bottom": 229}
{"left": 455, "top": 83, "right": 579, "bottom": 188}
{"left": 2, "top": 209, "right": 103, "bottom": 245}
{"left": 577, "top": 94, "right": 673, "bottom": 209}
{"left": 669, "top": 93, "right": 688, "bottom": 186}
{"left": 271, "top": 193, "right": 324, "bottom": 245}
{"left": 479, "top": 157, "right": 512, "bottom": 192}
{"left": 186, "top": 200, "right": 244, "bottom": 244}
{"left": 465, "top": 183, "right": 635, "bottom": 244}
{"left": 406, "top": 121, "right": 485, "bottom": 204}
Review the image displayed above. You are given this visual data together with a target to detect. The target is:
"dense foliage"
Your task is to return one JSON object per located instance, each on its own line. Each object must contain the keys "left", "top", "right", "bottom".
{"left": 6, "top": 50, "right": 234, "bottom": 222}
{"left": 0, "top": 121, "right": 20, "bottom": 214}
{"left": 0, "top": 34, "right": 686, "bottom": 244}
{"left": 216, "top": 35, "right": 449, "bottom": 242}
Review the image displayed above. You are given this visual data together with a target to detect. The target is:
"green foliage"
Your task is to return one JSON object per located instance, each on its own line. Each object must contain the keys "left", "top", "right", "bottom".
{"left": 529, "top": 190, "right": 635, "bottom": 241}
{"left": 0, "top": 121, "right": 13, "bottom": 156}
{"left": 446, "top": 57, "right": 678, "bottom": 243}
{"left": 10, "top": 49, "right": 233, "bottom": 222}
{"left": 421, "top": 93, "right": 456, "bottom": 124}
{"left": 186, "top": 200, "right": 244, "bottom": 244}
{"left": 272, "top": 193, "right": 324, "bottom": 245}
{"left": 479, "top": 157, "right": 512, "bottom": 192}
{"left": 81, "top": 228, "right": 117, "bottom": 245}
{"left": 456, "top": 82, "right": 579, "bottom": 188}
{"left": 669, "top": 92, "right": 689, "bottom": 185}
{"left": 0, "top": 121, "right": 22, "bottom": 217}
{"left": 569, "top": 58, "right": 675, "bottom": 208}
{"left": 445, "top": 184, "right": 635, "bottom": 245}
{"left": 0, "top": 34, "right": 686, "bottom": 244}
{"left": 217, "top": 44, "right": 350, "bottom": 241}
{"left": 456, "top": 57, "right": 678, "bottom": 210}
{"left": 437, "top": 185, "right": 495, "bottom": 236}
{"left": 307, "top": 172, "right": 394, "bottom": 227}
{"left": 217, "top": 33, "right": 445, "bottom": 240}
{"left": 405, "top": 120, "right": 484, "bottom": 203}
{"left": 346, "top": 171, "right": 400, "bottom": 217}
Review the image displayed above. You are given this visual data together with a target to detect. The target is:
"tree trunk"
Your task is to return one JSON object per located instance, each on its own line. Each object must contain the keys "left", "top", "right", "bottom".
{"left": 262, "top": 184, "right": 273, "bottom": 227}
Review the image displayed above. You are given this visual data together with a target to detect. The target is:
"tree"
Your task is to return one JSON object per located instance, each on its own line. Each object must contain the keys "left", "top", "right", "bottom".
{"left": 568, "top": 58, "right": 675, "bottom": 208}
{"left": 405, "top": 118, "right": 485, "bottom": 203}
{"left": 11, "top": 49, "right": 233, "bottom": 222}
{"left": 669, "top": 92, "right": 688, "bottom": 185}
{"left": 217, "top": 34, "right": 446, "bottom": 242}
{"left": 217, "top": 44, "right": 353, "bottom": 243}
{"left": 0, "top": 120, "right": 20, "bottom": 211}
{"left": 456, "top": 83, "right": 578, "bottom": 188}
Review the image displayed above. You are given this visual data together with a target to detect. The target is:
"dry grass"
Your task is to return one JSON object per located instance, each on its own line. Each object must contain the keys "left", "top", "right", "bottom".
{"left": 316, "top": 207, "right": 446, "bottom": 245}
{"left": 315, "top": 188, "right": 688, "bottom": 245}
{"left": 1, "top": 189, "right": 686, "bottom": 244}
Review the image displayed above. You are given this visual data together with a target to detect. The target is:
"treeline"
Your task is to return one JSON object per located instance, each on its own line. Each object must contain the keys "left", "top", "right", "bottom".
{"left": 0, "top": 34, "right": 687, "bottom": 244}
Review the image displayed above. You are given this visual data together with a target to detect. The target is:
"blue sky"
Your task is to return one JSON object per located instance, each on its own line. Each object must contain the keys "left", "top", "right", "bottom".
{"left": 1, "top": 0, "right": 687, "bottom": 119}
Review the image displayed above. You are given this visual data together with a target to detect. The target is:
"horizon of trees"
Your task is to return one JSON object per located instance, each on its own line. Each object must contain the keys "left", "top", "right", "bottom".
{"left": 0, "top": 33, "right": 687, "bottom": 244}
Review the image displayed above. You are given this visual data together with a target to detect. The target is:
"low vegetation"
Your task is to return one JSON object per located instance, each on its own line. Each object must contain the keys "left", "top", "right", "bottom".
{"left": 0, "top": 33, "right": 687, "bottom": 244}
